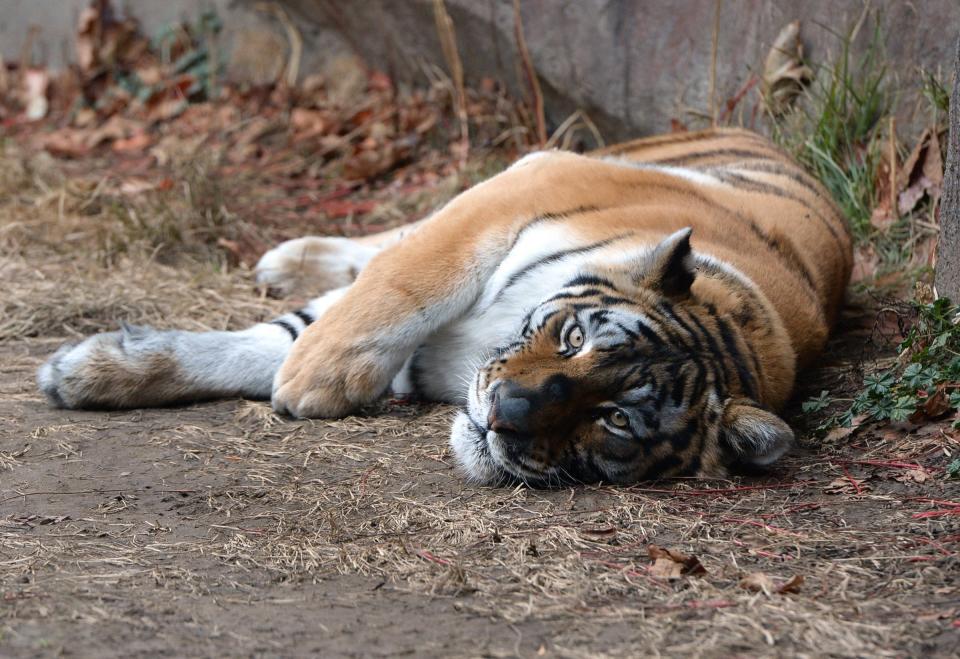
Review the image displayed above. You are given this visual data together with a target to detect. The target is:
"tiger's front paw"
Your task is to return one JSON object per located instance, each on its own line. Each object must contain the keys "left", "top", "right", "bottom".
{"left": 270, "top": 327, "right": 391, "bottom": 418}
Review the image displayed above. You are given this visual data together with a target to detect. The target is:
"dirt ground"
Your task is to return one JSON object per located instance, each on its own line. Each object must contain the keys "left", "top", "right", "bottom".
{"left": 2, "top": 294, "right": 959, "bottom": 658}
{"left": 1, "top": 141, "right": 958, "bottom": 659}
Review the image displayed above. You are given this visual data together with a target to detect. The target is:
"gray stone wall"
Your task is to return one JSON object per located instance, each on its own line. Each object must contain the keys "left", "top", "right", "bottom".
{"left": 3, "top": 0, "right": 957, "bottom": 140}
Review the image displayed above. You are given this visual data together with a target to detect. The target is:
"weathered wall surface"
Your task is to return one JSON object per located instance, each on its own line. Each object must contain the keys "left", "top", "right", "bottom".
{"left": 285, "top": 0, "right": 960, "bottom": 140}
{"left": 3, "top": 0, "right": 957, "bottom": 140}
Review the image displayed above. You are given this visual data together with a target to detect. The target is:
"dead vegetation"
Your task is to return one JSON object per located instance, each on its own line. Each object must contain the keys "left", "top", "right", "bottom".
{"left": 1, "top": 2, "right": 958, "bottom": 656}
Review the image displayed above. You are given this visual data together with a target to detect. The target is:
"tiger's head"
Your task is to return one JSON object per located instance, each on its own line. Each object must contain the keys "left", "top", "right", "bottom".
{"left": 450, "top": 228, "right": 795, "bottom": 486}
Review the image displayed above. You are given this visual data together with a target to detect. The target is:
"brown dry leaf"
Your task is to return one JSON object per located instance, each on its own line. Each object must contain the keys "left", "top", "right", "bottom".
{"left": 86, "top": 115, "right": 141, "bottom": 148}
{"left": 824, "top": 413, "right": 868, "bottom": 442}
{"left": 647, "top": 544, "right": 706, "bottom": 579}
{"left": 112, "top": 132, "right": 152, "bottom": 153}
{"left": 41, "top": 129, "right": 91, "bottom": 158}
{"left": 75, "top": 3, "right": 101, "bottom": 74}
{"left": 762, "top": 21, "right": 813, "bottom": 115}
{"left": 343, "top": 144, "right": 398, "bottom": 180}
{"left": 898, "top": 128, "right": 944, "bottom": 215}
{"left": 777, "top": 574, "right": 804, "bottom": 594}
{"left": 870, "top": 149, "right": 896, "bottom": 232}
{"left": 894, "top": 468, "right": 931, "bottom": 484}
{"left": 923, "top": 387, "right": 950, "bottom": 418}
{"left": 739, "top": 571, "right": 776, "bottom": 594}
{"left": 824, "top": 476, "right": 870, "bottom": 495}
{"left": 740, "top": 572, "right": 804, "bottom": 594}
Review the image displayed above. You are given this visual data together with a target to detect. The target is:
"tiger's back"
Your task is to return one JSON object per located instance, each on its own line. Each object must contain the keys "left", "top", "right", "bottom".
{"left": 594, "top": 128, "right": 852, "bottom": 368}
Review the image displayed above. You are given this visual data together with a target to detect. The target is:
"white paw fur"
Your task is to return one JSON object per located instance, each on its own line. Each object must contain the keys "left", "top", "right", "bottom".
{"left": 255, "top": 237, "right": 378, "bottom": 297}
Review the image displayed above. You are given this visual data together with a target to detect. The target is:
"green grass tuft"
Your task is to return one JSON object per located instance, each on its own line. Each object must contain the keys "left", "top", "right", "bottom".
{"left": 771, "top": 15, "right": 890, "bottom": 240}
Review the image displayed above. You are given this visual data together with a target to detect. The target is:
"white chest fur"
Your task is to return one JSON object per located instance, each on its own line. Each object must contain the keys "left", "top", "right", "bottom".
{"left": 391, "top": 223, "right": 603, "bottom": 402}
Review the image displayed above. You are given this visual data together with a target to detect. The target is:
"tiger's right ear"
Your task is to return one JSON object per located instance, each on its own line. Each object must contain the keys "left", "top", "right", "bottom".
{"left": 633, "top": 228, "right": 696, "bottom": 298}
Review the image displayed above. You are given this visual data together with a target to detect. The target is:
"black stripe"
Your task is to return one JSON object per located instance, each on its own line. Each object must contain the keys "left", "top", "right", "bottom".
{"left": 681, "top": 308, "right": 731, "bottom": 391}
{"left": 488, "top": 234, "right": 633, "bottom": 306}
{"left": 713, "top": 316, "right": 759, "bottom": 400}
{"left": 564, "top": 274, "right": 617, "bottom": 289}
{"left": 631, "top": 180, "right": 823, "bottom": 304}
{"left": 730, "top": 160, "right": 853, "bottom": 266}
{"left": 293, "top": 309, "right": 314, "bottom": 326}
{"left": 712, "top": 168, "right": 851, "bottom": 267}
{"left": 542, "top": 288, "right": 606, "bottom": 304}
{"left": 596, "top": 129, "right": 770, "bottom": 157}
{"left": 272, "top": 319, "right": 298, "bottom": 340}
{"left": 635, "top": 319, "right": 665, "bottom": 348}
{"left": 509, "top": 205, "right": 601, "bottom": 250}
{"left": 656, "top": 300, "right": 703, "bottom": 352}
{"left": 652, "top": 147, "right": 786, "bottom": 167}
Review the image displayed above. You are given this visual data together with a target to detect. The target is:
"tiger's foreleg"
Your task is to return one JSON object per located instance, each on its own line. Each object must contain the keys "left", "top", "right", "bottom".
{"left": 37, "top": 290, "right": 345, "bottom": 410}
{"left": 271, "top": 150, "right": 628, "bottom": 418}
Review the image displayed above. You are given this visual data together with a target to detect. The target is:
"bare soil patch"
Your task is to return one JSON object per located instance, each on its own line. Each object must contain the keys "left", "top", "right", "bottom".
{"left": 2, "top": 260, "right": 958, "bottom": 657}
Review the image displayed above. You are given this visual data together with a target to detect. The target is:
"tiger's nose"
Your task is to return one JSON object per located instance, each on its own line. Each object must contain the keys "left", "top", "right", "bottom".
{"left": 487, "top": 381, "right": 534, "bottom": 436}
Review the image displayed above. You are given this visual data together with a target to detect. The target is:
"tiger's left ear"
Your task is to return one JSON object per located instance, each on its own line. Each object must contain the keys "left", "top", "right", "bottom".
{"left": 635, "top": 227, "right": 696, "bottom": 298}
{"left": 719, "top": 400, "right": 794, "bottom": 467}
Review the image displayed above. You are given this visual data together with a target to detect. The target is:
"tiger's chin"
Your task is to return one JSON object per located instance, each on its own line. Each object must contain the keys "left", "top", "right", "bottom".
{"left": 449, "top": 412, "right": 507, "bottom": 485}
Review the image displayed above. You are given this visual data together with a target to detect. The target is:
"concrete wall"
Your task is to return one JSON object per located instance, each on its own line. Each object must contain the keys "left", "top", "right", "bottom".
{"left": 2, "top": 0, "right": 956, "bottom": 140}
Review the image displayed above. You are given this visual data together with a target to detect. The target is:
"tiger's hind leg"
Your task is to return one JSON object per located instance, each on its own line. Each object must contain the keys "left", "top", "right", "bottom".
{"left": 254, "top": 223, "right": 425, "bottom": 297}
{"left": 37, "top": 289, "right": 346, "bottom": 410}
{"left": 255, "top": 237, "right": 378, "bottom": 297}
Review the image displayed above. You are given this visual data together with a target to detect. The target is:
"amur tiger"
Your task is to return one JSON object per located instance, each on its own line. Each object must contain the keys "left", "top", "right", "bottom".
{"left": 38, "top": 128, "right": 852, "bottom": 486}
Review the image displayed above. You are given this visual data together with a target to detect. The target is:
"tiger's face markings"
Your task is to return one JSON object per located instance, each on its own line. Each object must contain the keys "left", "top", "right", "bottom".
{"left": 453, "top": 229, "right": 795, "bottom": 485}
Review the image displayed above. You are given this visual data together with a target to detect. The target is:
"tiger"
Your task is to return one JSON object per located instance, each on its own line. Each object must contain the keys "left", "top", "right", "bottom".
{"left": 37, "top": 128, "right": 852, "bottom": 486}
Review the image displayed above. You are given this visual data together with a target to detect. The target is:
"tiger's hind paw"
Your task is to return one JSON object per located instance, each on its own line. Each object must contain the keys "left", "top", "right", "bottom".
{"left": 255, "top": 237, "right": 377, "bottom": 298}
{"left": 37, "top": 325, "right": 179, "bottom": 410}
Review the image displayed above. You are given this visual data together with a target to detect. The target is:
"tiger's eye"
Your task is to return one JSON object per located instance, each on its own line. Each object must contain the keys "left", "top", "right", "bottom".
{"left": 567, "top": 325, "right": 584, "bottom": 349}
{"left": 609, "top": 410, "right": 628, "bottom": 427}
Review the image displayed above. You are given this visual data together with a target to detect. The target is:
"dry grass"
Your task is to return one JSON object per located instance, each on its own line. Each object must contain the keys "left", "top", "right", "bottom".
{"left": 1, "top": 130, "right": 958, "bottom": 657}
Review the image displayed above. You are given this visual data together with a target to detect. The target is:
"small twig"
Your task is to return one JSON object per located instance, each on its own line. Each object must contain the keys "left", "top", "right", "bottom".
{"left": 626, "top": 481, "right": 812, "bottom": 496}
{"left": 415, "top": 548, "right": 452, "bottom": 566}
{"left": 839, "top": 464, "right": 864, "bottom": 495}
{"left": 255, "top": 2, "right": 302, "bottom": 87}
{"left": 721, "top": 517, "right": 805, "bottom": 537}
{"left": 433, "top": 0, "right": 469, "bottom": 167}
{"left": 834, "top": 459, "right": 938, "bottom": 472}
{"left": 913, "top": 509, "right": 960, "bottom": 519}
{"left": 889, "top": 115, "right": 898, "bottom": 222}
{"left": 513, "top": 0, "right": 546, "bottom": 146}
{"left": 718, "top": 74, "right": 758, "bottom": 125}
{"left": 0, "top": 488, "right": 196, "bottom": 505}
{"left": 709, "top": 0, "right": 722, "bottom": 127}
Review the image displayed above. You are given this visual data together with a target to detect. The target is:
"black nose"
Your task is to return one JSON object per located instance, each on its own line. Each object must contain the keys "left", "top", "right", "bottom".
{"left": 487, "top": 381, "right": 535, "bottom": 436}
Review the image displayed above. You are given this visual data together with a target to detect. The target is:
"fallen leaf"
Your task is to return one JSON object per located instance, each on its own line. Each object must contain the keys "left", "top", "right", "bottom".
{"left": 739, "top": 571, "right": 776, "bottom": 594}
{"left": 739, "top": 571, "right": 804, "bottom": 594}
{"left": 824, "top": 476, "right": 870, "bottom": 495}
{"left": 75, "top": 3, "right": 101, "bottom": 74}
{"left": 897, "top": 128, "right": 944, "bottom": 215}
{"left": 647, "top": 544, "right": 706, "bottom": 579}
{"left": 112, "top": 132, "right": 152, "bottom": 153}
{"left": 923, "top": 387, "right": 951, "bottom": 418}
{"left": 762, "top": 21, "right": 813, "bottom": 115}
{"left": 41, "top": 129, "right": 91, "bottom": 158}
{"left": 777, "top": 574, "right": 804, "bottom": 593}
{"left": 894, "top": 468, "right": 931, "bottom": 484}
